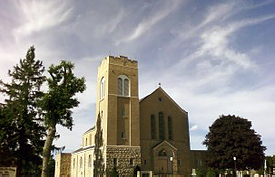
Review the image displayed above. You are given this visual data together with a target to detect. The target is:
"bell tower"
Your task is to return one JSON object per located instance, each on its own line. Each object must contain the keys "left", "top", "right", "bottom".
{"left": 95, "top": 55, "right": 141, "bottom": 175}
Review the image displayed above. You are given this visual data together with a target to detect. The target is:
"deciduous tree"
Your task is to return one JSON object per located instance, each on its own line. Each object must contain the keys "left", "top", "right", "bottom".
{"left": 203, "top": 115, "right": 266, "bottom": 172}
{"left": 41, "top": 61, "right": 86, "bottom": 177}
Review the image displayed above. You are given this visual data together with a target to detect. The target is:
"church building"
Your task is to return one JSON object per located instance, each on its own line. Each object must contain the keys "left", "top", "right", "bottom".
{"left": 55, "top": 55, "right": 207, "bottom": 177}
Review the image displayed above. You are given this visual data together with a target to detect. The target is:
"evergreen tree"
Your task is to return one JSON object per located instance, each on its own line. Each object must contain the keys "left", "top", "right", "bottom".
{"left": 41, "top": 61, "right": 86, "bottom": 177}
{"left": 0, "top": 46, "right": 46, "bottom": 176}
{"left": 94, "top": 113, "right": 104, "bottom": 176}
{"left": 203, "top": 115, "right": 266, "bottom": 172}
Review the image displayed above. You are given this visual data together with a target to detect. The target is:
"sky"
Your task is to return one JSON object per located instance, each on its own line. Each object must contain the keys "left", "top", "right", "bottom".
{"left": 0, "top": 0, "right": 275, "bottom": 156}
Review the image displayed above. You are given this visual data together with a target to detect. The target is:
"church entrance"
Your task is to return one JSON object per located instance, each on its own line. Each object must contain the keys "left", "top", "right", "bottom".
{"left": 157, "top": 149, "right": 173, "bottom": 176}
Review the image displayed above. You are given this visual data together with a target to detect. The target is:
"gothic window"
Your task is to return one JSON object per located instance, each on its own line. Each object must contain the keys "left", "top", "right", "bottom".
{"left": 124, "top": 78, "right": 129, "bottom": 96}
{"left": 117, "top": 78, "right": 122, "bottom": 95}
{"left": 168, "top": 116, "right": 173, "bottom": 140}
{"left": 117, "top": 75, "right": 130, "bottom": 96}
{"left": 73, "top": 158, "right": 75, "bottom": 169}
{"left": 159, "top": 112, "right": 165, "bottom": 140}
{"left": 85, "top": 138, "right": 88, "bottom": 146}
{"left": 151, "top": 115, "right": 156, "bottom": 139}
{"left": 100, "top": 77, "right": 105, "bottom": 100}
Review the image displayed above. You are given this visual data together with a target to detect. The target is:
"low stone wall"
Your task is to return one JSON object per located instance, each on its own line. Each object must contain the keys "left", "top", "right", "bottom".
{"left": 105, "top": 145, "right": 141, "bottom": 176}
{"left": 0, "top": 167, "right": 16, "bottom": 177}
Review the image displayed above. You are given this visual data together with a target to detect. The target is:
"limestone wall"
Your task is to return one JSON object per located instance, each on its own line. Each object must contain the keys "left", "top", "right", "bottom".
{"left": 105, "top": 145, "right": 141, "bottom": 176}
{"left": 55, "top": 153, "right": 71, "bottom": 177}
{"left": 71, "top": 148, "right": 94, "bottom": 177}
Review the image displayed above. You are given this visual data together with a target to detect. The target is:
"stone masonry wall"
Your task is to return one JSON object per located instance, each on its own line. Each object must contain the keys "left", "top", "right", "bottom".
{"left": 106, "top": 145, "right": 141, "bottom": 176}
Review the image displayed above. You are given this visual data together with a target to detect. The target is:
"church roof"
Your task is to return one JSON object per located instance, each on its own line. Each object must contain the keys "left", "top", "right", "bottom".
{"left": 152, "top": 140, "right": 178, "bottom": 151}
{"left": 140, "top": 86, "right": 187, "bottom": 114}
{"left": 73, "top": 145, "right": 94, "bottom": 153}
{"left": 84, "top": 126, "right": 95, "bottom": 134}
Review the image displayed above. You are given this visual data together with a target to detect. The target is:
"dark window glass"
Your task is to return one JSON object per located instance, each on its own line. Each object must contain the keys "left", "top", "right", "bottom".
{"left": 114, "top": 158, "right": 117, "bottom": 166}
{"left": 117, "top": 78, "right": 122, "bottom": 95}
{"left": 159, "top": 112, "right": 164, "bottom": 140}
{"left": 124, "top": 78, "right": 129, "bottom": 96}
{"left": 168, "top": 116, "right": 173, "bottom": 140}
{"left": 130, "top": 158, "right": 133, "bottom": 165}
{"left": 151, "top": 115, "right": 156, "bottom": 139}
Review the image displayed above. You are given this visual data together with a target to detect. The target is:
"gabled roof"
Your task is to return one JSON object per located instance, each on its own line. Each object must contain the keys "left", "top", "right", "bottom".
{"left": 84, "top": 126, "right": 95, "bottom": 134}
{"left": 153, "top": 140, "right": 178, "bottom": 151}
{"left": 73, "top": 145, "right": 94, "bottom": 154}
{"left": 140, "top": 86, "right": 187, "bottom": 114}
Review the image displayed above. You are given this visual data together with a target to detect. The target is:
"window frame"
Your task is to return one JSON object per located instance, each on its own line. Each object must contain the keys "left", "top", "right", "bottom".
{"left": 117, "top": 75, "right": 130, "bottom": 97}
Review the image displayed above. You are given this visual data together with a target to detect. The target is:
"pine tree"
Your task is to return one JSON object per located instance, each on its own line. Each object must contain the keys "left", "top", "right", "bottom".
{"left": 0, "top": 46, "right": 46, "bottom": 176}
{"left": 41, "top": 60, "right": 86, "bottom": 177}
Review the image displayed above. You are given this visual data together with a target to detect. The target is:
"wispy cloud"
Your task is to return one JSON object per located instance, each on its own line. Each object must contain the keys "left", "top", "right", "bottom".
{"left": 197, "top": 14, "right": 275, "bottom": 69}
{"left": 13, "top": 0, "right": 72, "bottom": 41}
{"left": 124, "top": 0, "right": 182, "bottom": 42}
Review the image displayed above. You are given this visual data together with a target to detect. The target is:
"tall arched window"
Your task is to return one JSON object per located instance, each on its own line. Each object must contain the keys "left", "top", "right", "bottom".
{"left": 159, "top": 112, "right": 165, "bottom": 140}
{"left": 168, "top": 116, "right": 173, "bottom": 140}
{"left": 117, "top": 75, "right": 130, "bottom": 96}
{"left": 151, "top": 114, "right": 156, "bottom": 139}
{"left": 100, "top": 77, "right": 105, "bottom": 100}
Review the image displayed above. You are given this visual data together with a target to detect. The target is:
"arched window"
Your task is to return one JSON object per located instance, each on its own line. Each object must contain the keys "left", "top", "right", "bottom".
{"left": 151, "top": 114, "right": 156, "bottom": 139}
{"left": 117, "top": 75, "right": 130, "bottom": 96}
{"left": 168, "top": 116, "right": 173, "bottom": 140}
{"left": 117, "top": 78, "right": 123, "bottom": 95}
{"left": 100, "top": 77, "right": 105, "bottom": 100}
{"left": 159, "top": 112, "right": 164, "bottom": 140}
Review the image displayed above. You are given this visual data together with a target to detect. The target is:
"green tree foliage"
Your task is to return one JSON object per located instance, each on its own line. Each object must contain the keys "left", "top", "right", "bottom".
{"left": 203, "top": 115, "right": 266, "bottom": 171}
{"left": 41, "top": 61, "right": 86, "bottom": 177}
{"left": 0, "top": 46, "right": 46, "bottom": 176}
{"left": 94, "top": 113, "right": 104, "bottom": 176}
{"left": 109, "top": 166, "right": 118, "bottom": 177}
{"left": 266, "top": 156, "right": 274, "bottom": 175}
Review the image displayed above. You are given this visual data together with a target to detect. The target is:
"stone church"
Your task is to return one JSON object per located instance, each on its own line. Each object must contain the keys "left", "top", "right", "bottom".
{"left": 55, "top": 55, "right": 207, "bottom": 177}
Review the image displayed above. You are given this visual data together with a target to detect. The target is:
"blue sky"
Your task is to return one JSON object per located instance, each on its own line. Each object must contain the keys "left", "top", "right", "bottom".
{"left": 0, "top": 0, "right": 275, "bottom": 155}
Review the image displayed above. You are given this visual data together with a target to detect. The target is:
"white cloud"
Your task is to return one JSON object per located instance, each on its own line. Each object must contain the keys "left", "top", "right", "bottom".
{"left": 13, "top": 0, "right": 72, "bottom": 41}
{"left": 124, "top": 0, "right": 181, "bottom": 42}
{"left": 190, "top": 125, "right": 199, "bottom": 131}
{"left": 197, "top": 14, "right": 275, "bottom": 69}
